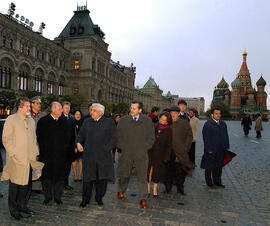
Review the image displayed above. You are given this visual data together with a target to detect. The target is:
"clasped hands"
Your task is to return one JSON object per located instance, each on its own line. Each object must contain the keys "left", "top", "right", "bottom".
{"left": 76, "top": 143, "right": 84, "bottom": 152}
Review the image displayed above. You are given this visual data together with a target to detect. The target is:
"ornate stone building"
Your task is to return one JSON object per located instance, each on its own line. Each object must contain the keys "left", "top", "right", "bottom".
{"left": 55, "top": 6, "right": 135, "bottom": 113}
{"left": 134, "top": 77, "right": 176, "bottom": 113}
{"left": 212, "top": 51, "right": 268, "bottom": 120}
{"left": 0, "top": 5, "right": 135, "bottom": 114}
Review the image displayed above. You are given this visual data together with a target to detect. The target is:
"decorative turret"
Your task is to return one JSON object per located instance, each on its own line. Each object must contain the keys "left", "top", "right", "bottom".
{"left": 231, "top": 78, "right": 242, "bottom": 88}
{"left": 237, "top": 50, "right": 252, "bottom": 91}
{"left": 247, "top": 87, "right": 256, "bottom": 95}
{"left": 256, "top": 75, "right": 266, "bottom": 87}
{"left": 217, "top": 77, "right": 229, "bottom": 89}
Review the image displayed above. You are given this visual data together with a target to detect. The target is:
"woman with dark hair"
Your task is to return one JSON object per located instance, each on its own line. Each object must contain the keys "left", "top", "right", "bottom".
{"left": 112, "top": 114, "right": 121, "bottom": 162}
{"left": 188, "top": 108, "right": 199, "bottom": 166}
{"left": 72, "top": 110, "right": 83, "bottom": 182}
{"left": 147, "top": 111, "right": 172, "bottom": 197}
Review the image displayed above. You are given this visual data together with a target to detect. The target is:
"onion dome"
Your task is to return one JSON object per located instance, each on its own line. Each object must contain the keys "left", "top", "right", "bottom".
{"left": 256, "top": 75, "right": 266, "bottom": 86}
{"left": 247, "top": 87, "right": 256, "bottom": 94}
{"left": 217, "top": 77, "right": 229, "bottom": 89}
{"left": 231, "top": 78, "right": 242, "bottom": 88}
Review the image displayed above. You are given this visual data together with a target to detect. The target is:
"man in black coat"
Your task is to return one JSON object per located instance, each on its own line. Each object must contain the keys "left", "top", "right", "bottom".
{"left": 200, "top": 107, "right": 230, "bottom": 188}
{"left": 77, "top": 103, "right": 117, "bottom": 208}
{"left": 37, "top": 102, "right": 69, "bottom": 205}
{"left": 61, "top": 101, "right": 76, "bottom": 191}
{"left": 241, "top": 114, "right": 252, "bottom": 136}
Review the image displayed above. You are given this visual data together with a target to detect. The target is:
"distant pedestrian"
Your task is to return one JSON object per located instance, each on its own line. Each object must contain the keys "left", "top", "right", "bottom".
{"left": 200, "top": 107, "right": 230, "bottom": 189}
{"left": 72, "top": 110, "right": 83, "bottom": 182}
{"left": 178, "top": 100, "right": 189, "bottom": 121}
{"left": 189, "top": 108, "right": 199, "bottom": 166}
{"left": 1, "top": 97, "right": 44, "bottom": 220}
{"left": 148, "top": 106, "right": 159, "bottom": 123}
{"left": 37, "top": 102, "right": 69, "bottom": 205}
{"left": 77, "top": 104, "right": 117, "bottom": 208}
{"left": 241, "top": 114, "right": 252, "bottom": 136}
{"left": 117, "top": 101, "right": 155, "bottom": 209}
{"left": 147, "top": 111, "right": 172, "bottom": 197}
{"left": 255, "top": 114, "right": 263, "bottom": 138}
{"left": 164, "top": 106, "right": 193, "bottom": 195}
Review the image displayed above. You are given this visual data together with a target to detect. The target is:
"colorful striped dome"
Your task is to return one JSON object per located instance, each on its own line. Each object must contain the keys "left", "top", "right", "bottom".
{"left": 217, "top": 77, "right": 229, "bottom": 89}
{"left": 231, "top": 78, "right": 242, "bottom": 88}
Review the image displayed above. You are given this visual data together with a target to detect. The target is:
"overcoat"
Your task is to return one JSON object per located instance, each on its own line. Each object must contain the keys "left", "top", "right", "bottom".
{"left": 117, "top": 115, "right": 155, "bottom": 178}
{"left": 190, "top": 116, "right": 199, "bottom": 142}
{"left": 200, "top": 118, "right": 230, "bottom": 170}
{"left": 77, "top": 116, "right": 117, "bottom": 182}
{"left": 254, "top": 116, "right": 263, "bottom": 131}
{"left": 241, "top": 116, "right": 252, "bottom": 131}
{"left": 37, "top": 114, "right": 69, "bottom": 181}
{"left": 171, "top": 118, "right": 194, "bottom": 173}
{"left": 1, "top": 112, "right": 43, "bottom": 185}
{"left": 148, "top": 127, "right": 172, "bottom": 182}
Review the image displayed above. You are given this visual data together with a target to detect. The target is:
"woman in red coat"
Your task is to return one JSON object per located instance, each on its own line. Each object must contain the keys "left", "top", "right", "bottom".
{"left": 147, "top": 112, "right": 172, "bottom": 197}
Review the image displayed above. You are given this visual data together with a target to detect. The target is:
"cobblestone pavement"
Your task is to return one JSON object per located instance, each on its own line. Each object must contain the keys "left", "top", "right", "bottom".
{"left": 0, "top": 121, "right": 269, "bottom": 226}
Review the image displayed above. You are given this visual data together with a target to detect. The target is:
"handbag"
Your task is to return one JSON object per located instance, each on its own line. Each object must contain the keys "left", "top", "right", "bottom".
{"left": 223, "top": 150, "right": 237, "bottom": 166}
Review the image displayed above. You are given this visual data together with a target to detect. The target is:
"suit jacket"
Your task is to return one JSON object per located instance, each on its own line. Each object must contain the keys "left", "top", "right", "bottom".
{"left": 1, "top": 112, "right": 42, "bottom": 185}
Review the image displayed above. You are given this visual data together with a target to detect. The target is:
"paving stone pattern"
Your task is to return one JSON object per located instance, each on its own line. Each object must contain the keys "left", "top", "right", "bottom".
{"left": 0, "top": 121, "right": 269, "bottom": 225}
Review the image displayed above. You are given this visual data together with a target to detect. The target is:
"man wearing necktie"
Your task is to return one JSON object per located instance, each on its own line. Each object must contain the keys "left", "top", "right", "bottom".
{"left": 61, "top": 101, "right": 75, "bottom": 191}
{"left": 37, "top": 102, "right": 69, "bottom": 205}
{"left": 1, "top": 97, "right": 44, "bottom": 220}
{"left": 200, "top": 107, "right": 230, "bottom": 189}
{"left": 117, "top": 101, "right": 155, "bottom": 209}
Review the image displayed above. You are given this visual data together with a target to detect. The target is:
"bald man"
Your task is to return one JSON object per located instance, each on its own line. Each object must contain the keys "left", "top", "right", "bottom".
{"left": 37, "top": 102, "right": 69, "bottom": 206}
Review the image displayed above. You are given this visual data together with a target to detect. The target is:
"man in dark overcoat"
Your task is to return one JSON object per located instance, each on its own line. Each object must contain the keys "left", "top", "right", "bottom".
{"left": 165, "top": 106, "right": 194, "bottom": 195}
{"left": 37, "top": 102, "right": 69, "bottom": 205}
{"left": 200, "top": 107, "right": 230, "bottom": 188}
{"left": 117, "top": 101, "right": 155, "bottom": 209}
{"left": 241, "top": 114, "right": 252, "bottom": 136}
{"left": 61, "top": 101, "right": 76, "bottom": 191}
{"left": 77, "top": 103, "right": 117, "bottom": 208}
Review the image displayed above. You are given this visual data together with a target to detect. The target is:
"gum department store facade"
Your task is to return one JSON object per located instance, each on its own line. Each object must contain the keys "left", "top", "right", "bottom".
{"left": 0, "top": 5, "right": 204, "bottom": 115}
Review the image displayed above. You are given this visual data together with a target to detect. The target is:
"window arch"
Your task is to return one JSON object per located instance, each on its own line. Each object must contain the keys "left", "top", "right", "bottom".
{"left": 34, "top": 68, "right": 44, "bottom": 93}
{"left": 0, "top": 58, "right": 13, "bottom": 89}
{"left": 18, "top": 63, "right": 30, "bottom": 90}
{"left": 47, "top": 72, "right": 55, "bottom": 94}
{"left": 58, "top": 76, "right": 65, "bottom": 96}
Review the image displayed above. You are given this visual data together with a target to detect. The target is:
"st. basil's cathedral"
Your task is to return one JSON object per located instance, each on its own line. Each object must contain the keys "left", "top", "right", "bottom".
{"left": 212, "top": 50, "right": 267, "bottom": 120}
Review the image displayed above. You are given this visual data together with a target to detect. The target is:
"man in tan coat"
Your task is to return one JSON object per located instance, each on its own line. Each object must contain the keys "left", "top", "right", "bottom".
{"left": 1, "top": 97, "right": 43, "bottom": 220}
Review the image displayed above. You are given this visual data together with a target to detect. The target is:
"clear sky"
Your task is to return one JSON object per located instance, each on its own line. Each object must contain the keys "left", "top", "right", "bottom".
{"left": 1, "top": 0, "right": 269, "bottom": 109}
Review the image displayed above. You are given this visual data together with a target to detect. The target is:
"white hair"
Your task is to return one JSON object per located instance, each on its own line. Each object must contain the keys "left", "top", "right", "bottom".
{"left": 92, "top": 103, "right": 105, "bottom": 115}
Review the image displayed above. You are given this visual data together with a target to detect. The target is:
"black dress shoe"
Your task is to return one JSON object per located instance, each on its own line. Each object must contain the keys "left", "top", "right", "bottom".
{"left": 177, "top": 186, "right": 185, "bottom": 195}
{"left": 80, "top": 200, "right": 89, "bottom": 208}
{"left": 43, "top": 198, "right": 52, "bottom": 205}
{"left": 11, "top": 213, "right": 22, "bottom": 220}
{"left": 95, "top": 196, "right": 103, "bottom": 206}
{"left": 0, "top": 193, "right": 3, "bottom": 198}
{"left": 214, "top": 183, "right": 225, "bottom": 188}
{"left": 21, "top": 208, "right": 35, "bottom": 215}
{"left": 54, "top": 199, "right": 63, "bottom": 205}
{"left": 64, "top": 185, "right": 73, "bottom": 190}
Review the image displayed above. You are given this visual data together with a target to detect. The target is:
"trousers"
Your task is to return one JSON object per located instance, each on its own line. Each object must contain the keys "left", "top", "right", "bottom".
{"left": 205, "top": 167, "right": 222, "bottom": 185}
{"left": 8, "top": 166, "right": 32, "bottom": 216}
{"left": 42, "top": 180, "right": 64, "bottom": 200}
{"left": 82, "top": 164, "right": 107, "bottom": 202}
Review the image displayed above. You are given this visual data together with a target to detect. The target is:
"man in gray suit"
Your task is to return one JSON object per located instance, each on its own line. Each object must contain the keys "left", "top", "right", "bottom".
{"left": 117, "top": 101, "right": 155, "bottom": 209}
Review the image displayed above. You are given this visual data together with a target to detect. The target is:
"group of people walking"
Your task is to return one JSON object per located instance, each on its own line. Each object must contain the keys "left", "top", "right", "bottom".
{"left": 241, "top": 113, "right": 263, "bottom": 138}
{"left": 0, "top": 97, "right": 232, "bottom": 220}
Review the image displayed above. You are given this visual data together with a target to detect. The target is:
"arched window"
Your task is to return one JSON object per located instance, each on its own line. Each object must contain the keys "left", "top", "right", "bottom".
{"left": 47, "top": 73, "right": 55, "bottom": 95}
{"left": 18, "top": 64, "right": 30, "bottom": 91}
{"left": 34, "top": 68, "right": 44, "bottom": 93}
{"left": 58, "top": 76, "right": 65, "bottom": 96}
{"left": 18, "top": 71, "right": 28, "bottom": 90}
{"left": 0, "top": 66, "right": 11, "bottom": 88}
